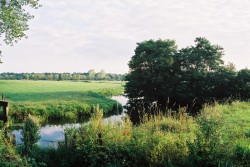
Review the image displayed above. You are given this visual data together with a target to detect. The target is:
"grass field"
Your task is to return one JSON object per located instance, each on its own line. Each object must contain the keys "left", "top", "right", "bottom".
{"left": 0, "top": 80, "right": 125, "bottom": 122}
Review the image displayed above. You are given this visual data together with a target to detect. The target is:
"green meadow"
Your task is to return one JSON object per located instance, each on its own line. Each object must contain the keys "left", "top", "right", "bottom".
{"left": 0, "top": 80, "right": 124, "bottom": 122}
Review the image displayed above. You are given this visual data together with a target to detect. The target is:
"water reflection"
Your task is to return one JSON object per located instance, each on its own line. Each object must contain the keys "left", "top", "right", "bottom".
{"left": 104, "top": 96, "right": 127, "bottom": 123}
{"left": 12, "top": 123, "right": 81, "bottom": 147}
{"left": 12, "top": 96, "right": 128, "bottom": 147}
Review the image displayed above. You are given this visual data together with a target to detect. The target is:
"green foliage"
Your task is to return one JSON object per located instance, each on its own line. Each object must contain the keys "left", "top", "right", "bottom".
{"left": 125, "top": 37, "right": 250, "bottom": 122}
{"left": 236, "top": 69, "right": 250, "bottom": 99}
{"left": 0, "top": 128, "right": 29, "bottom": 166}
{"left": 21, "top": 115, "right": 40, "bottom": 156}
{"left": 0, "top": 0, "right": 40, "bottom": 61}
{"left": 0, "top": 72, "right": 125, "bottom": 81}
{"left": 87, "top": 69, "right": 96, "bottom": 80}
{"left": 187, "top": 105, "right": 230, "bottom": 166}
{"left": 234, "top": 145, "right": 250, "bottom": 166}
{"left": 125, "top": 39, "right": 177, "bottom": 109}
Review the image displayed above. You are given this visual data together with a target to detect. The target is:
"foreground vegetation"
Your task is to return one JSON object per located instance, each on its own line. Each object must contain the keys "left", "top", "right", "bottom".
{"left": 9, "top": 101, "right": 248, "bottom": 167}
{"left": 0, "top": 80, "right": 124, "bottom": 122}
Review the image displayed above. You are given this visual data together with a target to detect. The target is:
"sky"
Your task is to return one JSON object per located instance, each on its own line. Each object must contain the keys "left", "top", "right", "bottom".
{"left": 1, "top": 0, "right": 250, "bottom": 74}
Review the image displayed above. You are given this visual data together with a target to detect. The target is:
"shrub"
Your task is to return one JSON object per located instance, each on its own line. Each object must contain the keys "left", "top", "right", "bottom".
{"left": 0, "top": 128, "right": 29, "bottom": 166}
{"left": 20, "top": 115, "right": 41, "bottom": 156}
{"left": 187, "top": 105, "right": 233, "bottom": 167}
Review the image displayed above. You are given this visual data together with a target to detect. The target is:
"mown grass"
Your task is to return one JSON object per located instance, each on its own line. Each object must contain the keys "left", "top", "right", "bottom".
{"left": 26, "top": 101, "right": 250, "bottom": 167}
{"left": 0, "top": 80, "right": 124, "bottom": 122}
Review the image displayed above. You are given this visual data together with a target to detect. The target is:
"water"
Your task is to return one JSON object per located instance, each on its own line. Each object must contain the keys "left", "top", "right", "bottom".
{"left": 12, "top": 96, "right": 128, "bottom": 148}
{"left": 12, "top": 123, "right": 81, "bottom": 148}
{"left": 104, "top": 96, "right": 127, "bottom": 123}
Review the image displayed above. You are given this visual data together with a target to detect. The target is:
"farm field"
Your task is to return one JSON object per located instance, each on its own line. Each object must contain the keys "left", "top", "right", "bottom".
{"left": 0, "top": 80, "right": 125, "bottom": 122}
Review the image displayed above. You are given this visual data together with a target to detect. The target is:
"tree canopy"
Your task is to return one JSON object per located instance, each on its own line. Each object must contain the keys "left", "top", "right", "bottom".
{"left": 0, "top": 0, "right": 40, "bottom": 62}
{"left": 125, "top": 37, "right": 250, "bottom": 123}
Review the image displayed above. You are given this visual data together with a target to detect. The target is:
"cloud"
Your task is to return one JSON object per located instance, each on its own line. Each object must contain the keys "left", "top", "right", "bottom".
{"left": 1, "top": 0, "right": 249, "bottom": 73}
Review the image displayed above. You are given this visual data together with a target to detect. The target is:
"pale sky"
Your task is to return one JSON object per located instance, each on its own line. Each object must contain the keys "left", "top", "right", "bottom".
{"left": 1, "top": 0, "right": 249, "bottom": 74}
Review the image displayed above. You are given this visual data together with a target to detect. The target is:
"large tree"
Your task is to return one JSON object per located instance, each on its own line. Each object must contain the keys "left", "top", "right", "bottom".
{"left": 125, "top": 37, "right": 249, "bottom": 123}
{"left": 0, "top": 0, "right": 40, "bottom": 62}
{"left": 175, "top": 37, "right": 225, "bottom": 108}
{"left": 125, "top": 39, "right": 178, "bottom": 122}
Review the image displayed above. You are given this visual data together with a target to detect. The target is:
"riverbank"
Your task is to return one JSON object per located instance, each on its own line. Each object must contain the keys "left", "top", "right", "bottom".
{"left": 20, "top": 101, "right": 250, "bottom": 166}
{"left": 0, "top": 80, "right": 124, "bottom": 122}
{"left": 12, "top": 96, "right": 128, "bottom": 148}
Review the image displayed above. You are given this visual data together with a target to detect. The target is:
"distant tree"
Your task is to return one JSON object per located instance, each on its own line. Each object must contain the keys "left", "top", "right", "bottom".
{"left": 72, "top": 73, "right": 81, "bottom": 80}
{"left": 47, "top": 73, "right": 54, "bottom": 80}
{"left": 0, "top": 0, "right": 40, "bottom": 62}
{"left": 87, "top": 69, "right": 96, "bottom": 80}
{"left": 96, "top": 69, "right": 107, "bottom": 80}
{"left": 53, "top": 73, "right": 59, "bottom": 81}
{"left": 62, "top": 73, "right": 71, "bottom": 80}
{"left": 0, "top": 72, "right": 125, "bottom": 81}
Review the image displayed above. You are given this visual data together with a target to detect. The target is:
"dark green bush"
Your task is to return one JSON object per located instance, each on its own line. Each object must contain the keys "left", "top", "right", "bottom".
{"left": 20, "top": 115, "right": 40, "bottom": 156}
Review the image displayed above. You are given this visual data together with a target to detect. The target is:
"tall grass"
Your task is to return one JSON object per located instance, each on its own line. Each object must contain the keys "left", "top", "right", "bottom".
{"left": 27, "top": 102, "right": 250, "bottom": 167}
{"left": 1, "top": 101, "right": 249, "bottom": 166}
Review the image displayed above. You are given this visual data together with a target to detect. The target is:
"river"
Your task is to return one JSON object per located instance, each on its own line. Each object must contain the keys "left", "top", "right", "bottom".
{"left": 12, "top": 96, "right": 128, "bottom": 148}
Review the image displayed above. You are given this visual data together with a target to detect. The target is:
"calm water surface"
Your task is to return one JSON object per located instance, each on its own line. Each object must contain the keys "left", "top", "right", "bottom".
{"left": 12, "top": 96, "right": 128, "bottom": 147}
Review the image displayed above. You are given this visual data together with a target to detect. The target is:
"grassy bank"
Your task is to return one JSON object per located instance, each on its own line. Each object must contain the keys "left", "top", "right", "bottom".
{"left": 23, "top": 101, "right": 250, "bottom": 167}
{"left": 0, "top": 80, "right": 124, "bottom": 122}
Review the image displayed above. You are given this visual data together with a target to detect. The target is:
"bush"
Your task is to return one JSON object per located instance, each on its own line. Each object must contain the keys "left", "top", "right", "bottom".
{"left": 0, "top": 128, "right": 29, "bottom": 166}
{"left": 20, "top": 115, "right": 41, "bottom": 156}
{"left": 187, "top": 105, "right": 233, "bottom": 167}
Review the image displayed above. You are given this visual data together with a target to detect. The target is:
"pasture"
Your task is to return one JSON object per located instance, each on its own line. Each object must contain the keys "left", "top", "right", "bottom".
{"left": 0, "top": 80, "right": 125, "bottom": 122}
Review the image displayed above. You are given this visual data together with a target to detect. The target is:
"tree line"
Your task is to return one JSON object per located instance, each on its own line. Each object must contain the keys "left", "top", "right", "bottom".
{"left": 0, "top": 70, "right": 125, "bottom": 81}
{"left": 125, "top": 37, "right": 250, "bottom": 122}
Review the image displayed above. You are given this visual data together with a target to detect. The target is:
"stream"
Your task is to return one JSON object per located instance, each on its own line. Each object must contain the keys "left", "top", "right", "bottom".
{"left": 12, "top": 96, "right": 128, "bottom": 148}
